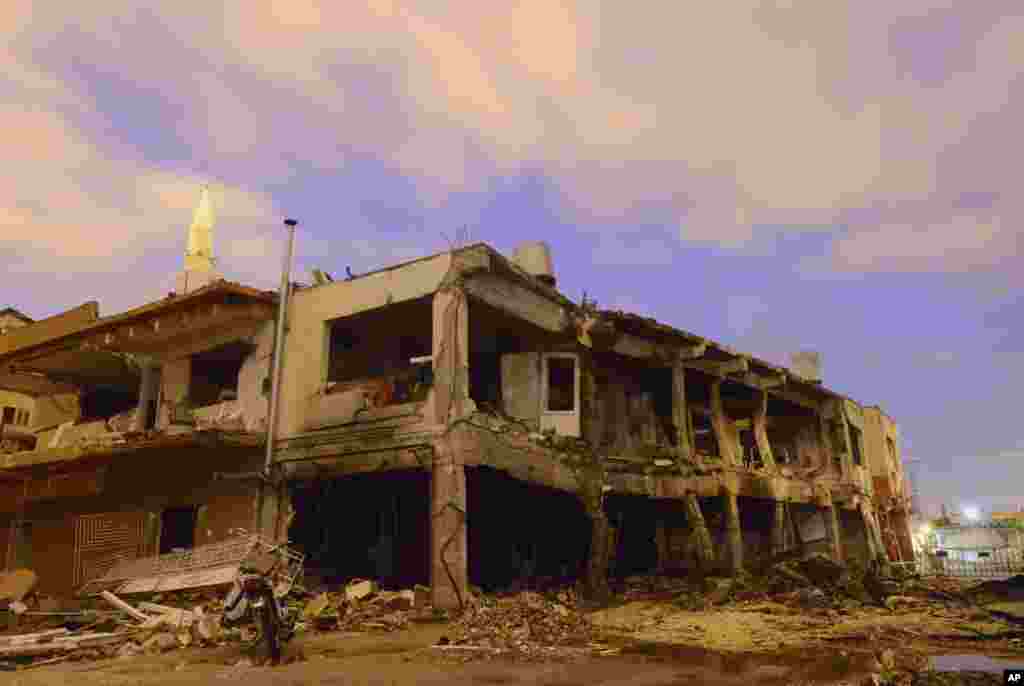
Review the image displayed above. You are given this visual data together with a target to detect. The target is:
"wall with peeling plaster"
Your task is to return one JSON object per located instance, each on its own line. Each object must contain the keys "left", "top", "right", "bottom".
{"left": 276, "top": 252, "right": 455, "bottom": 440}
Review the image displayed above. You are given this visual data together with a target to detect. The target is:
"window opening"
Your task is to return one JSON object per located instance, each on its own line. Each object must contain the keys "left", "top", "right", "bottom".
{"left": 190, "top": 342, "right": 250, "bottom": 408}
{"left": 849, "top": 424, "right": 864, "bottom": 466}
{"left": 159, "top": 507, "right": 198, "bottom": 554}
{"left": 691, "top": 409, "right": 719, "bottom": 458}
{"left": 545, "top": 356, "right": 576, "bottom": 412}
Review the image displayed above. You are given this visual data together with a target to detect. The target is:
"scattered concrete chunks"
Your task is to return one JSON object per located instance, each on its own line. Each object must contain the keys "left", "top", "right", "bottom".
{"left": 0, "top": 569, "right": 37, "bottom": 603}
{"left": 303, "top": 592, "right": 331, "bottom": 619}
{"left": 345, "top": 579, "right": 378, "bottom": 602}
{"left": 142, "top": 632, "right": 179, "bottom": 655}
{"left": 383, "top": 590, "right": 415, "bottom": 611}
{"left": 413, "top": 584, "right": 430, "bottom": 611}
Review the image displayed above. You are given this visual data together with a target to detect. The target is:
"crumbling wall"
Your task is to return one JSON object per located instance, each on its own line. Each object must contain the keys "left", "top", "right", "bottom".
{"left": 235, "top": 321, "right": 275, "bottom": 432}
{"left": 193, "top": 482, "right": 261, "bottom": 547}
{"left": 839, "top": 507, "right": 872, "bottom": 564}
{"left": 0, "top": 517, "right": 10, "bottom": 570}
{"left": 793, "top": 423, "right": 824, "bottom": 468}
{"left": 26, "top": 517, "right": 75, "bottom": 597}
{"left": 158, "top": 357, "right": 191, "bottom": 428}
{"left": 592, "top": 355, "right": 675, "bottom": 456}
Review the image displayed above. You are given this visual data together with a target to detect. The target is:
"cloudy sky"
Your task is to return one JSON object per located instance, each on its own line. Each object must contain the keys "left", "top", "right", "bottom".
{"left": 3, "top": 1, "right": 1022, "bottom": 515}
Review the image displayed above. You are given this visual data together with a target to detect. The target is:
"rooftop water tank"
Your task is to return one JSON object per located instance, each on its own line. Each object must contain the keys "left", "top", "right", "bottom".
{"left": 512, "top": 241, "right": 556, "bottom": 288}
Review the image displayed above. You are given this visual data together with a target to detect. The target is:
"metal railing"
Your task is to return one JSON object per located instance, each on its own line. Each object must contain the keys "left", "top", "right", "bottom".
{"left": 914, "top": 547, "right": 1024, "bottom": 579}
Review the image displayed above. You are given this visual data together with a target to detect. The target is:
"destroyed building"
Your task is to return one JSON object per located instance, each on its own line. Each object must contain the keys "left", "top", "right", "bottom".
{"left": 0, "top": 201, "right": 915, "bottom": 607}
{"left": 0, "top": 188, "right": 279, "bottom": 597}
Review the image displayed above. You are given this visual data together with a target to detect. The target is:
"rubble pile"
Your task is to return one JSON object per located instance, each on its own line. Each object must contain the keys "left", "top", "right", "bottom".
{"left": 297, "top": 580, "right": 430, "bottom": 634}
{"left": 441, "top": 588, "right": 596, "bottom": 658}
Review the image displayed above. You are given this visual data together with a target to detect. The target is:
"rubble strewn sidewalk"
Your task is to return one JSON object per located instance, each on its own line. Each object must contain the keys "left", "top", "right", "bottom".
{"left": 3, "top": 564, "right": 1023, "bottom": 677}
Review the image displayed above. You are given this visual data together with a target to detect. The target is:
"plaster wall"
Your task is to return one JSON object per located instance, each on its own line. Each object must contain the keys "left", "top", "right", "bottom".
{"left": 277, "top": 252, "right": 455, "bottom": 439}
{"left": 863, "top": 406, "right": 903, "bottom": 491}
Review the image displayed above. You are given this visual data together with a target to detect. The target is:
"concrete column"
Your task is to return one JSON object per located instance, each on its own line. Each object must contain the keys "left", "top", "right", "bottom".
{"left": 430, "top": 438, "right": 468, "bottom": 610}
{"left": 431, "top": 288, "right": 470, "bottom": 426}
{"left": 655, "top": 519, "right": 670, "bottom": 574}
{"left": 684, "top": 493, "right": 715, "bottom": 570}
{"left": 671, "top": 361, "right": 694, "bottom": 462}
{"left": 723, "top": 490, "right": 743, "bottom": 574}
{"left": 753, "top": 390, "right": 776, "bottom": 469}
{"left": 709, "top": 380, "right": 738, "bottom": 466}
{"left": 133, "top": 362, "right": 161, "bottom": 431}
{"left": 859, "top": 502, "right": 889, "bottom": 570}
{"left": 825, "top": 502, "right": 843, "bottom": 562}
{"left": 771, "top": 499, "right": 787, "bottom": 556}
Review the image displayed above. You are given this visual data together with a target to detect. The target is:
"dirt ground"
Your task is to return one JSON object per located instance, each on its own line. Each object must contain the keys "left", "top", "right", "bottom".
{"left": 4, "top": 610, "right": 1020, "bottom": 686}
{"left": 0, "top": 622, "right": 887, "bottom": 686}
{"left": 4, "top": 569, "right": 1023, "bottom": 685}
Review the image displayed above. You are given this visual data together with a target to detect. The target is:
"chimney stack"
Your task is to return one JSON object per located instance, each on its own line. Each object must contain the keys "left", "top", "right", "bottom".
{"left": 790, "top": 350, "right": 823, "bottom": 383}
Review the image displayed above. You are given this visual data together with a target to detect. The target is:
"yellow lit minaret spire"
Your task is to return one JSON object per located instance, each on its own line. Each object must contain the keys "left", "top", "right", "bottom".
{"left": 176, "top": 184, "right": 221, "bottom": 293}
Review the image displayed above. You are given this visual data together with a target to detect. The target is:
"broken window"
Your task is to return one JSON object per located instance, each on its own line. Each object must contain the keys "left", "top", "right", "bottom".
{"left": 326, "top": 298, "right": 433, "bottom": 405}
{"left": 80, "top": 386, "right": 138, "bottom": 422}
{"left": 643, "top": 367, "right": 676, "bottom": 447}
{"left": 739, "top": 427, "right": 760, "bottom": 467}
{"left": 545, "top": 355, "right": 577, "bottom": 412}
{"left": 189, "top": 341, "right": 251, "bottom": 408}
{"left": 159, "top": 507, "right": 198, "bottom": 554}
{"left": 691, "top": 408, "right": 718, "bottom": 457}
{"left": 849, "top": 424, "right": 864, "bottom": 466}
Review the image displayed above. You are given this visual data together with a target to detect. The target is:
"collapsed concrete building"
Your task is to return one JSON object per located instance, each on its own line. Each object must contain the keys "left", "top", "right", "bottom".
{"left": 0, "top": 198, "right": 915, "bottom": 607}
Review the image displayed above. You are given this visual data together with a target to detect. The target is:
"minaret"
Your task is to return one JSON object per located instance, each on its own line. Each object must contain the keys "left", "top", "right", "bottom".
{"left": 175, "top": 184, "right": 222, "bottom": 294}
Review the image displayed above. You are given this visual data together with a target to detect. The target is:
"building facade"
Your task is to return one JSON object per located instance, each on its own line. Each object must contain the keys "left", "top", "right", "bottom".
{"left": 0, "top": 224, "right": 914, "bottom": 605}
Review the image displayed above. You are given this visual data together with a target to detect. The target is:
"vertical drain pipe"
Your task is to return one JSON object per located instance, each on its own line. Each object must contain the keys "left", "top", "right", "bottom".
{"left": 257, "top": 218, "right": 297, "bottom": 538}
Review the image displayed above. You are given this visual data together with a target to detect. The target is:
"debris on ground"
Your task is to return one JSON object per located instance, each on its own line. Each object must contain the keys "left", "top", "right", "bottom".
{"left": 433, "top": 588, "right": 603, "bottom": 661}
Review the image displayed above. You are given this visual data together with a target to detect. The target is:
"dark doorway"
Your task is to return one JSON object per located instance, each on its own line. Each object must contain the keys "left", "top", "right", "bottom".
{"left": 159, "top": 507, "right": 198, "bottom": 554}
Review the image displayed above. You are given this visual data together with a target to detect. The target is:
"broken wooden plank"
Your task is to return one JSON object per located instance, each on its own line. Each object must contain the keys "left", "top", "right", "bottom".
{"left": 136, "top": 601, "right": 182, "bottom": 616}
{"left": 0, "top": 632, "right": 129, "bottom": 657}
{"left": 0, "top": 629, "right": 70, "bottom": 647}
{"left": 100, "top": 591, "right": 149, "bottom": 623}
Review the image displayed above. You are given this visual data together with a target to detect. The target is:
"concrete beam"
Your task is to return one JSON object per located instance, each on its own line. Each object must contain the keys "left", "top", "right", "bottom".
{"left": 685, "top": 356, "right": 750, "bottom": 377}
{"left": 463, "top": 273, "right": 570, "bottom": 334}
{"left": 677, "top": 342, "right": 709, "bottom": 360}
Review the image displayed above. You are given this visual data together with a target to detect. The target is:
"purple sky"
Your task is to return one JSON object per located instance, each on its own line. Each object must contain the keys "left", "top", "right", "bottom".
{"left": 2, "top": 2, "right": 1022, "bottom": 516}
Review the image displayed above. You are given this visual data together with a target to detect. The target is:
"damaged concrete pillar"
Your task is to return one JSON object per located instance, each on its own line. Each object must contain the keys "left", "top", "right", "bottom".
{"left": 753, "top": 390, "right": 776, "bottom": 469}
{"left": 723, "top": 489, "right": 743, "bottom": 574}
{"left": 133, "top": 361, "right": 161, "bottom": 432}
{"left": 684, "top": 492, "right": 715, "bottom": 571}
{"left": 709, "top": 380, "right": 738, "bottom": 466}
{"left": 859, "top": 502, "right": 890, "bottom": 571}
{"left": 430, "top": 438, "right": 468, "bottom": 611}
{"left": 771, "top": 499, "right": 787, "bottom": 556}
{"left": 816, "top": 412, "right": 833, "bottom": 471}
{"left": 583, "top": 514, "right": 613, "bottom": 604}
{"left": 431, "top": 287, "right": 471, "bottom": 426}
{"left": 654, "top": 519, "right": 670, "bottom": 574}
{"left": 671, "top": 361, "right": 694, "bottom": 464}
{"left": 824, "top": 501, "right": 843, "bottom": 562}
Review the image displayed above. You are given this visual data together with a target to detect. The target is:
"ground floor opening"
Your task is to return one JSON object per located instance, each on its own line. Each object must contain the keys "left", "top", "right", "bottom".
{"left": 287, "top": 470, "right": 431, "bottom": 592}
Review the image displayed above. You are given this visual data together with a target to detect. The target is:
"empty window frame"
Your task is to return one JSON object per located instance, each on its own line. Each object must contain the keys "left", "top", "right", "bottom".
{"left": 848, "top": 424, "right": 864, "bottom": 466}
{"left": 543, "top": 354, "right": 578, "bottom": 413}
